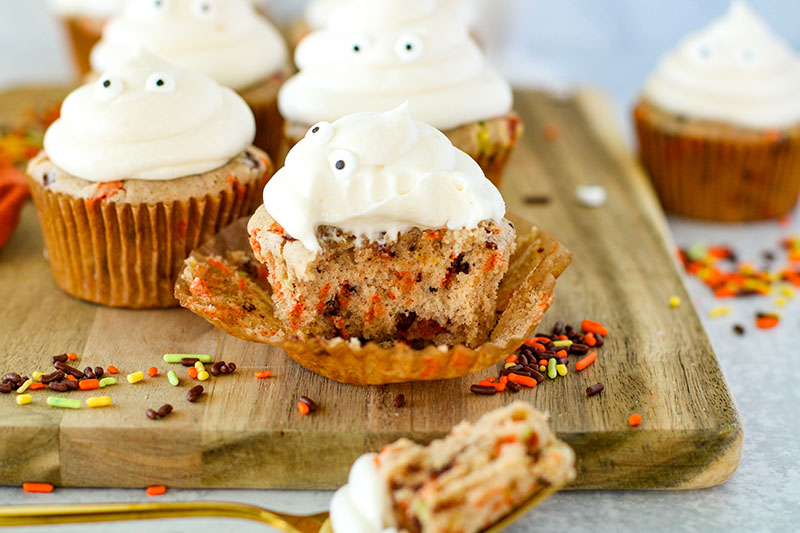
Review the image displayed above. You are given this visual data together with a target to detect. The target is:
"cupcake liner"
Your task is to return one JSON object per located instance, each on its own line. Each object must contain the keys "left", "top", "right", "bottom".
{"left": 239, "top": 73, "right": 289, "bottom": 167}
{"left": 634, "top": 100, "right": 800, "bottom": 221}
{"left": 175, "top": 213, "right": 571, "bottom": 385}
{"left": 61, "top": 17, "right": 106, "bottom": 78}
{"left": 282, "top": 112, "right": 523, "bottom": 189}
{"left": 28, "top": 175, "right": 267, "bottom": 309}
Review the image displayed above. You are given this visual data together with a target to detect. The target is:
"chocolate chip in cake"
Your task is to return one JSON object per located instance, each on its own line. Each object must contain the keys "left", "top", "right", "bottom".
{"left": 393, "top": 394, "right": 406, "bottom": 408}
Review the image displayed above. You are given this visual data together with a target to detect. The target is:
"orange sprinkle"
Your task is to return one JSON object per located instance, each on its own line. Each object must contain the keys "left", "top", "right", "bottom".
{"left": 581, "top": 320, "right": 609, "bottom": 336}
{"left": 78, "top": 379, "right": 99, "bottom": 390}
{"left": 585, "top": 332, "right": 597, "bottom": 347}
{"left": 499, "top": 376, "right": 508, "bottom": 384}
{"left": 504, "top": 354, "right": 518, "bottom": 364}
{"left": 66, "top": 353, "right": 77, "bottom": 361}
{"left": 66, "top": 375, "right": 77, "bottom": 382}
{"left": 107, "top": 366, "right": 118, "bottom": 374}
{"left": 297, "top": 401, "right": 310, "bottom": 416}
{"left": 756, "top": 316, "right": 779, "bottom": 329}
{"left": 147, "top": 367, "right": 158, "bottom": 377}
{"left": 628, "top": 414, "right": 643, "bottom": 427}
{"left": 558, "top": 335, "right": 568, "bottom": 341}
{"left": 187, "top": 367, "right": 198, "bottom": 379}
{"left": 575, "top": 352, "right": 597, "bottom": 371}
{"left": 23, "top": 482, "right": 54, "bottom": 493}
{"left": 30, "top": 383, "right": 46, "bottom": 390}
{"left": 556, "top": 350, "right": 567, "bottom": 358}
{"left": 508, "top": 374, "right": 537, "bottom": 388}
{"left": 538, "top": 359, "right": 548, "bottom": 367}
{"left": 255, "top": 371, "right": 272, "bottom": 379}
{"left": 479, "top": 379, "right": 495, "bottom": 387}
{"left": 146, "top": 485, "right": 167, "bottom": 496}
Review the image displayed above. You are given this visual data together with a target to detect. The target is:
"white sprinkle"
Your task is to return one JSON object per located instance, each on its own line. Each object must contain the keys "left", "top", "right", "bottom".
{"left": 575, "top": 185, "right": 607, "bottom": 207}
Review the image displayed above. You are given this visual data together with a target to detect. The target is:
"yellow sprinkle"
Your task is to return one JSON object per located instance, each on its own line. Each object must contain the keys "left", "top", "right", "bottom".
{"left": 556, "top": 364, "right": 568, "bottom": 377}
{"left": 669, "top": 296, "right": 681, "bottom": 308}
{"left": 16, "top": 394, "right": 33, "bottom": 406}
{"left": 194, "top": 361, "right": 205, "bottom": 372}
{"left": 539, "top": 365, "right": 546, "bottom": 372}
{"left": 16, "top": 378, "right": 32, "bottom": 394}
{"left": 709, "top": 306, "right": 732, "bottom": 318}
{"left": 781, "top": 286, "right": 795, "bottom": 298}
{"left": 552, "top": 340, "right": 573, "bottom": 347}
{"left": 126, "top": 371, "right": 144, "bottom": 384}
{"left": 775, "top": 297, "right": 787, "bottom": 307}
{"left": 86, "top": 396, "right": 111, "bottom": 408}
{"left": 198, "top": 371, "right": 210, "bottom": 381}
{"left": 32, "top": 371, "right": 45, "bottom": 383}
{"left": 504, "top": 362, "right": 516, "bottom": 369}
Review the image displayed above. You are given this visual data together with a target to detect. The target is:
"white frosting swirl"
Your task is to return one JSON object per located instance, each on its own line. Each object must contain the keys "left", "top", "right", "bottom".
{"left": 263, "top": 104, "right": 506, "bottom": 252}
{"left": 305, "top": 0, "right": 477, "bottom": 30}
{"left": 330, "top": 454, "right": 398, "bottom": 533}
{"left": 90, "top": 0, "right": 287, "bottom": 91}
{"left": 280, "top": 0, "right": 511, "bottom": 130}
{"left": 642, "top": 1, "right": 800, "bottom": 129}
{"left": 49, "top": 0, "right": 124, "bottom": 17}
{"left": 44, "top": 47, "right": 255, "bottom": 181}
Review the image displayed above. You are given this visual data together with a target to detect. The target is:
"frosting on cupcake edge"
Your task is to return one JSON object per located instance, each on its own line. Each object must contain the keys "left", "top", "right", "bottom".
{"left": 49, "top": 0, "right": 124, "bottom": 17}
{"left": 262, "top": 104, "right": 506, "bottom": 252}
{"left": 44, "top": 47, "right": 255, "bottom": 181}
{"left": 329, "top": 453, "right": 398, "bottom": 533}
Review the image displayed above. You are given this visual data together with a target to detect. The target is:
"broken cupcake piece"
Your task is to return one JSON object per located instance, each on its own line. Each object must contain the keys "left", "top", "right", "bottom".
{"left": 330, "top": 402, "right": 575, "bottom": 533}
{"left": 248, "top": 104, "right": 515, "bottom": 348}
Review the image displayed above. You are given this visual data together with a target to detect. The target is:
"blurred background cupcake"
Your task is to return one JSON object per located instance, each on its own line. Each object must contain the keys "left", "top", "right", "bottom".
{"left": 48, "top": 0, "right": 124, "bottom": 77}
{"left": 634, "top": 1, "right": 800, "bottom": 222}
{"left": 278, "top": 0, "right": 520, "bottom": 187}
{"left": 90, "top": 0, "right": 290, "bottom": 164}
{"left": 26, "top": 48, "right": 271, "bottom": 308}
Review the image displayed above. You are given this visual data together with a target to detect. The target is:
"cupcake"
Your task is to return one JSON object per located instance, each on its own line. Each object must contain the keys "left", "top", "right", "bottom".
{"left": 48, "top": 0, "right": 124, "bottom": 77}
{"left": 27, "top": 48, "right": 272, "bottom": 308}
{"left": 278, "top": 0, "right": 520, "bottom": 187}
{"left": 90, "top": 0, "right": 289, "bottom": 163}
{"left": 635, "top": 1, "right": 800, "bottom": 221}
{"left": 330, "top": 402, "right": 575, "bottom": 533}
{"left": 248, "top": 104, "right": 514, "bottom": 348}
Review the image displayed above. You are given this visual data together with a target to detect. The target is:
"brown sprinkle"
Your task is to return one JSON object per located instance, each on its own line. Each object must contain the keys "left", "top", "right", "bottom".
{"left": 145, "top": 409, "right": 159, "bottom": 420}
{"left": 586, "top": 383, "right": 604, "bottom": 397}
{"left": 187, "top": 385, "right": 204, "bottom": 403}
{"left": 156, "top": 404, "right": 173, "bottom": 418}
{"left": 299, "top": 395, "right": 318, "bottom": 412}
{"left": 393, "top": 394, "right": 406, "bottom": 408}
{"left": 470, "top": 384, "right": 497, "bottom": 395}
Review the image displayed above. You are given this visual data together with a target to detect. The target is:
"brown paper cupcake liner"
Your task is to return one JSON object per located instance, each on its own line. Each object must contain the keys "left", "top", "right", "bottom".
{"left": 240, "top": 72, "right": 289, "bottom": 166}
{"left": 175, "top": 213, "right": 571, "bottom": 385}
{"left": 634, "top": 100, "right": 800, "bottom": 222}
{"left": 61, "top": 17, "right": 106, "bottom": 78}
{"left": 28, "top": 175, "right": 267, "bottom": 309}
{"left": 281, "top": 112, "right": 524, "bottom": 189}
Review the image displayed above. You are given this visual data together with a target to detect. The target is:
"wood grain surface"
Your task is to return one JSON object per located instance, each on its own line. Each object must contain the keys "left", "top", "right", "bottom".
{"left": 0, "top": 87, "right": 742, "bottom": 490}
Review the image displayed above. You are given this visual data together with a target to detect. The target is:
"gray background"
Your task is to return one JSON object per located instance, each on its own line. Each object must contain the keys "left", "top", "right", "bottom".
{"left": 1, "top": 1, "right": 800, "bottom": 532}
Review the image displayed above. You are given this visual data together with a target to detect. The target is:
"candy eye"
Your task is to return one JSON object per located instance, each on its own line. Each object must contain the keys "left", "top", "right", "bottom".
{"left": 94, "top": 76, "right": 124, "bottom": 102}
{"left": 305, "top": 121, "right": 334, "bottom": 144}
{"left": 149, "top": 0, "right": 171, "bottom": 12}
{"left": 737, "top": 45, "right": 758, "bottom": 67}
{"left": 192, "top": 0, "right": 216, "bottom": 18}
{"left": 145, "top": 72, "right": 176, "bottom": 93}
{"left": 395, "top": 34, "right": 424, "bottom": 62}
{"left": 328, "top": 149, "right": 358, "bottom": 179}
{"left": 347, "top": 35, "right": 372, "bottom": 55}
{"left": 690, "top": 41, "right": 714, "bottom": 64}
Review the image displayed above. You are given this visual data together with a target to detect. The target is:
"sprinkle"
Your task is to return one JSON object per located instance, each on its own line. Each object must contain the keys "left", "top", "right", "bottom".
{"left": 774, "top": 297, "right": 786, "bottom": 307}
{"left": 780, "top": 286, "right": 795, "bottom": 298}
{"left": 16, "top": 394, "right": 32, "bottom": 405}
{"left": 78, "top": 379, "right": 99, "bottom": 390}
{"left": 504, "top": 354, "right": 518, "bottom": 364}
{"left": 628, "top": 414, "right": 643, "bottom": 427}
{"left": 187, "top": 367, "right": 198, "bottom": 379}
{"left": 504, "top": 362, "right": 516, "bottom": 369}
{"left": 186, "top": 385, "right": 204, "bottom": 402}
{"left": 16, "top": 378, "right": 32, "bottom": 394}
{"left": 733, "top": 324, "right": 745, "bottom": 336}
{"left": 164, "top": 354, "right": 212, "bottom": 364}
{"left": 556, "top": 364, "right": 568, "bottom": 376}
{"left": 543, "top": 123, "right": 560, "bottom": 141}
{"left": 147, "top": 367, "right": 158, "bottom": 377}
{"left": 538, "top": 365, "right": 546, "bottom": 372}
{"left": 66, "top": 353, "right": 77, "bottom": 361}
{"left": 669, "top": 296, "right": 681, "bottom": 308}
{"left": 581, "top": 320, "right": 609, "bottom": 336}
{"left": 755, "top": 312, "right": 780, "bottom": 329}
{"left": 552, "top": 339, "right": 572, "bottom": 347}
{"left": 86, "top": 396, "right": 111, "bottom": 408}
{"left": 167, "top": 370, "right": 179, "bottom": 386}
{"left": 98, "top": 377, "right": 117, "bottom": 388}
{"left": 547, "top": 358, "right": 557, "bottom": 379}
{"left": 146, "top": 485, "right": 167, "bottom": 496}
{"left": 194, "top": 361, "right": 204, "bottom": 372}
{"left": 106, "top": 366, "right": 118, "bottom": 374}
{"left": 507, "top": 373, "right": 537, "bottom": 388}
{"left": 297, "top": 401, "right": 311, "bottom": 415}
{"left": 126, "top": 371, "right": 144, "bottom": 384}
{"left": 575, "top": 352, "right": 597, "bottom": 371}
{"left": 29, "top": 383, "right": 46, "bottom": 390}
{"left": 22, "top": 483, "right": 54, "bottom": 493}
{"left": 709, "top": 306, "right": 732, "bottom": 318}
{"left": 254, "top": 371, "right": 272, "bottom": 379}
{"left": 586, "top": 383, "right": 604, "bottom": 396}
{"left": 575, "top": 185, "right": 607, "bottom": 207}
{"left": 47, "top": 397, "right": 81, "bottom": 409}
{"left": 393, "top": 394, "right": 406, "bottom": 408}
{"left": 32, "top": 371, "right": 45, "bottom": 382}
{"left": 197, "top": 370, "right": 210, "bottom": 381}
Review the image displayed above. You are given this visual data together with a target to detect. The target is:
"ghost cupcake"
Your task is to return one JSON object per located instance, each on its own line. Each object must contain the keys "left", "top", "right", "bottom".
{"left": 27, "top": 48, "right": 272, "bottom": 308}
{"left": 304, "top": 0, "right": 478, "bottom": 33}
{"left": 90, "top": 0, "right": 289, "bottom": 163}
{"left": 635, "top": 1, "right": 800, "bottom": 221}
{"left": 278, "top": 0, "right": 520, "bottom": 186}
{"left": 48, "top": 0, "right": 124, "bottom": 76}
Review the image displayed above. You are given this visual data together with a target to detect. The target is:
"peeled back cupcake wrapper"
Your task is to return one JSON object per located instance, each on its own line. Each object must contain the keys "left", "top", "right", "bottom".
{"left": 175, "top": 213, "right": 571, "bottom": 385}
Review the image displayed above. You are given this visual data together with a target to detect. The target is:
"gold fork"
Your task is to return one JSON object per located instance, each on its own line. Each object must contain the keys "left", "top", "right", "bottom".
{"left": 0, "top": 484, "right": 558, "bottom": 532}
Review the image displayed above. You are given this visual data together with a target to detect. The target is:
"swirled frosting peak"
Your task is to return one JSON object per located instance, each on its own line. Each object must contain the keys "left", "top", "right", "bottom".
{"left": 90, "top": 0, "right": 287, "bottom": 91}
{"left": 305, "top": 0, "right": 477, "bottom": 31}
{"left": 263, "top": 104, "right": 506, "bottom": 252}
{"left": 280, "top": 0, "right": 511, "bottom": 130}
{"left": 49, "top": 0, "right": 124, "bottom": 17}
{"left": 642, "top": 1, "right": 800, "bottom": 129}
{"left": 330, "top": 454, "right": 397, "bottom": 533}
{"left": 44, "top": 47, "right": 255, "bottom": 181}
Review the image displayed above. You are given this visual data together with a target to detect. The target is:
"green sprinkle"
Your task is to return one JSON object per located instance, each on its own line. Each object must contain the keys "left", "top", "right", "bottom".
{"left": 47, "top": 396, "right": 81, "bottom": 409}
{"left": 163, "top": 354, "right": 212, "bottom": 364}
{"left": 98, "top": 377, "right": 117, "bottom": 388}
{"left": 504, "top": 362, "right": 516, "bottom": 369}
{"left": 547, "top": 358, "right": 557, "bottom": 380}
{"left": 167, "top": 370, "right": 179, "bottom": 387}
{"left": 552, "top": 340, "right": 573, "bottom": 347}
{"left": 686, "top": 242, "right": 707, "bottom": 262}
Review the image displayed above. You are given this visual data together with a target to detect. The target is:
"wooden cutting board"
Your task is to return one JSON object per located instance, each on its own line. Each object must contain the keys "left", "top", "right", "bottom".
{"left": 0, "top": 87, "right": 742, "bottom": 490}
